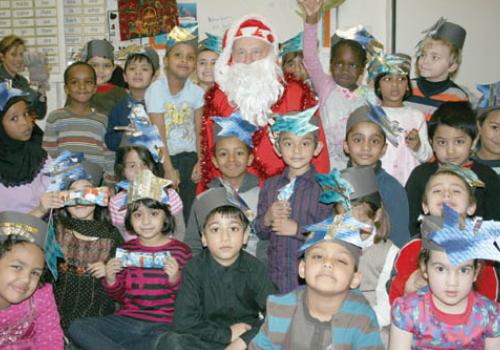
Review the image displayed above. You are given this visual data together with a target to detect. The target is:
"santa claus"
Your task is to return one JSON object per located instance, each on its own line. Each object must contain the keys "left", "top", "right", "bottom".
{"left": 199, "top": 14, "right": 330, "bottom": 192}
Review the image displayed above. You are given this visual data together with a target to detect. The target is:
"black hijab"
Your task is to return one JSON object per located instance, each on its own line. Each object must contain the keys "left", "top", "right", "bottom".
{"left": 0, "top": 97, "right": 47, "bottom": 187}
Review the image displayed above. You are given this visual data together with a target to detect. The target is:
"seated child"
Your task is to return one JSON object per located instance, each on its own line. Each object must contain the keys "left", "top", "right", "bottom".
{"left": 82, "top": 39, "right": 127, "bottom": 117}
{"left": 105, "top": 47, "right": 160, "bottom": 151}
{"left": 406, "top": 101, "right": 500, "bottom": 235}
{"left": 69, "top": 169, "right": 191, "bottom": 349}
{"left": 185, "top": 112, "right": 266, "bottom": 261}
{"left": 344, "top": 104, "right": 410, "bottom": 247}
{"left": 300, "top": 0, "right": 378, "bottom": 170}
{"left": 255, "top": 107, "right": 331, "bottom": 293}
{"left": 389, "top": 207, "right": 500, "bottom": 349}
{"left": 405, "top": 18, "right": 469, "bottom": 119}
{"left": 390, "top": 165, "right": 499, "bottom": 303}
{"left": 157, "top": 205, "right": 277, "bottom": 350}
{"left": 250, "top": 212, "right": 384, "bottom": 349}
{"left": 0, "top": 212, "right": 64, "bottom": 349}
{"left": 367, "top": 52, "right": 433, "bottom": 185}
{"left": 195, "top": 33, "right": 221, "bottom": 92}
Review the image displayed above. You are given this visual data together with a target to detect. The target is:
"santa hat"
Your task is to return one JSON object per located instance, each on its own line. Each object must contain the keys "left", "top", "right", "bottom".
{"left": 216, "top": 15, "right": 278, "bottom": 71}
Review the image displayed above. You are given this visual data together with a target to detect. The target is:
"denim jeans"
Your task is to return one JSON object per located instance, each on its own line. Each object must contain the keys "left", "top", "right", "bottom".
{"left": 69, "top": 314, "right": 170, "bottom": 350}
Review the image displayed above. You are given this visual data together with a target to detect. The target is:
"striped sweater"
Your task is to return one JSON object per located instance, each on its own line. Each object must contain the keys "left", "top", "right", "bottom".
{"left": 102, "top": 238, "right": 191, "bottom": 323}
{"left": 42, "top": 108, "right": 115, "bottom": 181}
{"left": 250, "top": 287, "right": 384, "bottom": 350}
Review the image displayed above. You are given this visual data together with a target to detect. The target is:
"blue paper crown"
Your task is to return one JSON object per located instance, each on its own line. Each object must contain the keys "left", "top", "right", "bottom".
{"left": 367, "top": 53, "right": 411, "bottom": 81}
{"left": 300, "top": 214, "right": 370, "bottom": 253}
{"left": 333, "top": 25, "right": 384, "bottom": 58}
{"left": 116, "top": 169, "right": 171, "bottom": 207}
{"left": 165, "top": 24, "right": 198, "bottom": 51}
{"left": 427, "top": 204, "right": 500, "bottom": 266}
{"left": 0, "top": 81, "right": 29, "bottom": 112}
{"left": 477, "top": 82, "right": 500, "bottom": 109}
{"left": 46, "top": 151, "right": 91, "bottom": 192}
{"left": 317, "top": 168, "right": 354, "bottom": 211}
{"left": 366, "top": 103, "right": 404, "bottom": 146}
{"left": 280, "top": 32, "right": 303, "bottom": 57}
{"left": 212, "top": 112, "right": 259, "bottom": 147}
{"left": 200, "top": 32, "right": 223, "bottom": 54}
{"left": 437, "top": 163, "right": 485, "bottom": 188}
{"left": 271, "top": 105, "right": 319, "bottom": 137}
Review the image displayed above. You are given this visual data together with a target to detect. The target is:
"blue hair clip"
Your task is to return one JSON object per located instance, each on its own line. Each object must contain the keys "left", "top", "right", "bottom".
{"left": 280, "top": 32, "right": 303, "bottom": 57}
{"left": 212, "top": 112, "right": 258, "bottom": 147}
{"left": 428, "top": 204, "right": 500, "bottom": 265}
{"left": 271, "top": 105, "right": 319, "bottom": 138}
{"left": 316, "top": 168, "right": 354, "bottom": 211}
{"left": 0, "top": 81, "right": 29, "bottom": 112}
{"left": 477, "top": 82, "right": 500, "bottom": 109}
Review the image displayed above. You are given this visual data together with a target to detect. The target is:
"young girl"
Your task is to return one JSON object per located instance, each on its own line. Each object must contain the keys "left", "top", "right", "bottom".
{"left": 110, "top": 145, "right": 185, "bottom": 241}
{"left": 195, "top": 33, "right": 221, "bottom": 92}
{"left": 280, "top": 32, "right": 308, "bottom": 83}
{"left": 368, "top": 53, "right": 433, "bottom": 185}
{"left": 474, "top": 106, "right": 500, "bottom": 175}
{"left": 0, "top": 212, "right": 64, "bottom": 348}
{"left": 389, "top": 210, "right": 500, "bottom": 349}
{"left": 43, "top": 62, "right": 115, "bottom": 183}
{"left": 389, "top": 167, "right": 499, "bottom": 303}
{"left": 0, "top": 81, "right": 63, "bottom": 216}
{"left": 299, "top": 0, "right": 378, "bottom": 170}
{"left": 145, "top": 26, "right": 204, "bottom": 219}
{"left": 82, "top": 39, "right": 127, "bottom": 117}
{"left": 53, "top": 175, "right": 124, "bottom": 333}
{"left": 0, "top": 35, "right": 47, "bottom": 119}
{"left": 68, "top": 170, "right": 191, "bottom": 349}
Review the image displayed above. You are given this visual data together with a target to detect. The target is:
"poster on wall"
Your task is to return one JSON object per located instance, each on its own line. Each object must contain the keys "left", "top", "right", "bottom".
{"left": 117, "top": 0, "right": 179, "bottom": 40}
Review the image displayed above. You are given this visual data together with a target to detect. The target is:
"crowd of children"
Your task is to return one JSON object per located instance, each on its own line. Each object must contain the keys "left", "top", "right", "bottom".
{"left": 0, "top": 0, "right": 499, "bottom": 348}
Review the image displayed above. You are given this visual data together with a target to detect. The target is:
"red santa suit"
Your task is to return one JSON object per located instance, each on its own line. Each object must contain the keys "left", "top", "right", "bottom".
{"left": 198, "top": 16, "right": 330, "bottom": 193}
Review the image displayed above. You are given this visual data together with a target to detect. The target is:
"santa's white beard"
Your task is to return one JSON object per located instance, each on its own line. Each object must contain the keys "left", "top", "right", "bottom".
{"left": 215, "top": 56, "right": 284, "bottom": 127}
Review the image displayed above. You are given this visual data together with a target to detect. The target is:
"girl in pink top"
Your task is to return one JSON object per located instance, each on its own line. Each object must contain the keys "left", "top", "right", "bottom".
{"left": 110, "top": 145, "right": 184, "bottom": 241}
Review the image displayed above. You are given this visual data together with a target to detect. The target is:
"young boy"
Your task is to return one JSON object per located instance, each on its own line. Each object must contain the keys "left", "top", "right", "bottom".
{"left": 105, "top": 47, "right": 160, "bottom": 151}
{"left": 406, "top": 18, "right": 468, "bottom": 119}
{"left": 343, "top": 104, "right": 410, "bottom": 248}
{"left": 185, "top": 112, "right": 268, "bottom": 262}
{"left": 158, "top": 205, "right": 277, "bottom": 350}
{"left": 146, "top": 26, "right": 204, "bottom": 219}
{"left": 250, "top": 213, "right": 384, "bottom": 349}
{"left": 406, "top": 101, "right": 500, "bottom": 235}
{"left": 83, "top": 39, "right": 127, "bottom": 117}
{"left": 254, "top": 107, "right": 331, "bottom": 293}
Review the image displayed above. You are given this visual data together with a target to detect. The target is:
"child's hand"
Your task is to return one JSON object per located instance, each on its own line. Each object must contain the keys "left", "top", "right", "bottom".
{"left": 163, "top": 255, "right": 180, "bottom": 283}
{"left": 272, "top": 218, "right": 298, "bottom": 236}
{"left": 225, "top": 337, "right": 247, "bottom": 350}
{"left": 163, "top": 163, "right": 180, "bottom": 188}
{"left": 191, "top": 161, "right": 201, "bottom": 183}
{"left": 105, "top": 258, "right": 123, "bottom": 285}
{"left": 38, "top": 191, "right": 64, "bottom": 213}
{"left": 404, "top": 270, "right": 427, "bottom": 294}
{"left": 87, "top": 262, "right": 106, "bottom": 278}
{"left": 405, "top": 129, "right": 421, "bottom": 152}
{"left": 297, "top": 0, "right": 323, "bottom": 24}
{"left": 230, "top": 323, "right": 251, "bottom": 342}
{"left": 264, "top": 201, "right": 291, "bottom": 226}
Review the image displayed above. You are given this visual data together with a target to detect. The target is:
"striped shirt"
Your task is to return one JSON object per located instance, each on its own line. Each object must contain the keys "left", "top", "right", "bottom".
{"left": 405, "top": 78, "right": 469, "bottom": 120}
{"left": 103, "top": 238, "right": 191, "bottom": 323}
{"left": 42, "top": 108, "right": 115, "bottom": 181}
{"left": 254, "top": 166, "right": 332, "bottom": 293}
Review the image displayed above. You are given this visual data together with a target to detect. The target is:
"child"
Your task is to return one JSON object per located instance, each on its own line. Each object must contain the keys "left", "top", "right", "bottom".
{"left": 0, "top": 212, "right": 64, "bottom": 349}
{"left": 110, "top": 142, "right": 185, "bottom": 241}
{"left": 280, "top": 32, "right": 308, "bottom": 82}
{"left": 389, "top": 207, "right": 500, "bottom": 349}
{"left": 0, "top": 81, "right": 63, "bottom": 216}
{"left": 145, "top": 26, "right": 204, "bottom": 220}
{"left": 250, "top": 212, "right": 384, "bottom": 349}
{"left": 367, "top": 52, "right": 433, "bottom": 185}
{"left": 82, "top": 39, "right": 127, "bottom": 117}
{"left": 473, "top": 89, "right": 500, "bottom": 175}
{"left": 185, "top": 112, "right": 266, "bottom": 261}
{"left": 344, "top": 104, "right": 410, "bottom": 247}
{"left": 299, "top": 0, "right": 378, "bottom": 170}
{"left": 158, "top": 205, "right": 276, "bottom": 350}
{"left": 69, "top": 169, "right": 191, "bottom": 349}
{"left": 42, "top": 61, "right": 115, "bottom": 183}
{"left": 195, "top": 33, "right": 221, "bottom": 92}
{"left": 255, "top": 107, "right": 331, "bottom": 293}
{"left": 105, "top": 47, "right": 160, "bottom": 151}
{"left": 406, "top": 101, "right": 500, "bottom": 235}
{"left": 390, "top": 166, "right": 499, "bottom": 303}
{"left": 49, "top": 156, "right": 123, "bottom": 333}
{"left": 406, "top": 18, "right": 469, "bottom": 119}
